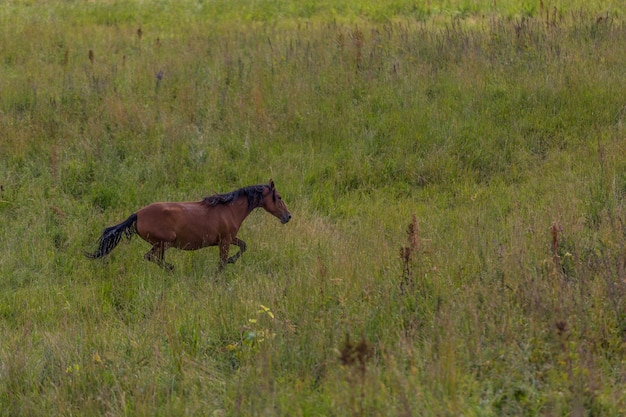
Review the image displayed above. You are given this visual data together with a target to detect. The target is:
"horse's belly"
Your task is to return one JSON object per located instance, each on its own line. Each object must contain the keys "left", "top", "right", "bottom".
{"left": 174, "top": 234, "right": 218, "bottom": 251}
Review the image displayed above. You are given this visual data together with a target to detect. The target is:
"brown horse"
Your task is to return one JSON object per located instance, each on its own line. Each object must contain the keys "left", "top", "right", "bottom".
{"left": 86, "top": 180, "right": 291, "bottom": 271}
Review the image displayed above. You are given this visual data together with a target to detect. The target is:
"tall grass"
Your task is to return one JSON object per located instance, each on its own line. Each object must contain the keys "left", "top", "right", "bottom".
{"left": 1, "top": 1, "right": 626, "bottom": 415}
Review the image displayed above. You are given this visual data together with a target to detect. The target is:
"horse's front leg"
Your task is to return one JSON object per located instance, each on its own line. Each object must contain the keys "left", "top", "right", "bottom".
{"left": 227, "top": 237, "right": 247, "bottom": 264}
{"left": 218, "top": 240, "right": 230, "bottom": 270}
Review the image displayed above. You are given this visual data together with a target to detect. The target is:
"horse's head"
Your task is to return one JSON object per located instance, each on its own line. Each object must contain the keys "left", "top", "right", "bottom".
{"left": 261, "top": 179, "right": 292, "bottom": 224}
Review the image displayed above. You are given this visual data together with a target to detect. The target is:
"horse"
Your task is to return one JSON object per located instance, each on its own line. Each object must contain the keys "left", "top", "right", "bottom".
{"left": 86, "top": 179, "right": 291, "bottom": 271}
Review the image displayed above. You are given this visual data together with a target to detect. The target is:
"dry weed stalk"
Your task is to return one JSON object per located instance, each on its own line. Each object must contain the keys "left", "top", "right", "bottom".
{"left": 351, "top": 27, "right": 364, "bottom": 70}
{"left": 137, "top": 27, "right": 143, "bottom": 52}
{"left": 50, "top": 144, "right": 58, "bottom": 188}
{"left": 336, "top": 31, "right": 345, "bottom": 54}
{"left": 339, "top": 333, "right": 373, "bottom": 417}
{"left": 400, "top": 214, "right": 420, "bottom": 294}
{"left": 317, "top": 255, "right": 327, "bottom": 298}
{"left": 551, "top": 221, "right": 562, "bottom": 277}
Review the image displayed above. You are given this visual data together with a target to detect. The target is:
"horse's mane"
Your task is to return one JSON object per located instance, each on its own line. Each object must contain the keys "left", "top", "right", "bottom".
{"left": 201, "top": 184, "right": 267, "bottom": 210}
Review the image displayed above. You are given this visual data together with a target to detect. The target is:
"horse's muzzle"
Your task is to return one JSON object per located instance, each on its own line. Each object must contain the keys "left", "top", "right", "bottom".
{"left": 281, "top": 213, "right": 292, "bottom": 224}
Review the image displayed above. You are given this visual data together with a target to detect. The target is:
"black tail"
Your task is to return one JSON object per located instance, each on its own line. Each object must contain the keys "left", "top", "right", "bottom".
{"left": 86, "top": 213, "right": 138, "bottom": 259}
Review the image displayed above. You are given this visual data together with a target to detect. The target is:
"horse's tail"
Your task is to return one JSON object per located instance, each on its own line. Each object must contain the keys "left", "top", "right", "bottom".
{"left": 86, "top": 213, "right": 138, "bottom": 259}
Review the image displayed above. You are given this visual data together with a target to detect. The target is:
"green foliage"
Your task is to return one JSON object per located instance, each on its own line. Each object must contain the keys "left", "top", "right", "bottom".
{"left": 2, "top": 0, "right": 626, "bottom": 415}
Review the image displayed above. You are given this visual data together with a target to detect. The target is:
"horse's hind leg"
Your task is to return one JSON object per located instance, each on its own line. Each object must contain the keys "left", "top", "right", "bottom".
{"left": 227, "top": 237, "right": 247, "bottom": 265}
{"left": 144, "top": 242, "right": 174, "bottom": 272}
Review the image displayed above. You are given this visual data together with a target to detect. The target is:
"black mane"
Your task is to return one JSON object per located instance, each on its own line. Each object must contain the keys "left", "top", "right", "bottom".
{"left": 201, "top": 184, "right": 267, "bottom": 210}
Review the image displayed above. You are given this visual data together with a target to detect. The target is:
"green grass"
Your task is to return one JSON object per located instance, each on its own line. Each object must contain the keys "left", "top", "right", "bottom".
{"left": 2, "top": 0, "right": 626, "bottom": 415}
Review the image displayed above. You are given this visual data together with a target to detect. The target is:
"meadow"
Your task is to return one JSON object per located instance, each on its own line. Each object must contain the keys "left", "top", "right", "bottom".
{"left": 1, "top": 0, "right": 626, "bottom": 415}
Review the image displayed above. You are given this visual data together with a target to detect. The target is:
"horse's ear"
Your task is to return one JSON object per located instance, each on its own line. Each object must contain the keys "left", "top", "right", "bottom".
{"left": 269, "top": 179, "right": 275, "bottom": 190}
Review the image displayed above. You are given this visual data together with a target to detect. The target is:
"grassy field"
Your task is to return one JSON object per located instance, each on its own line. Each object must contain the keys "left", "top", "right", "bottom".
{"left": 1, "top": 0, "right": 626, "bottom": 415}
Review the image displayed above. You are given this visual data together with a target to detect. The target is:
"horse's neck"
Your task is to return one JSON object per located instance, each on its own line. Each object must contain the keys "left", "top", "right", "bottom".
{"left": 232, "top": 196, "right": 259, "bottom": 222}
